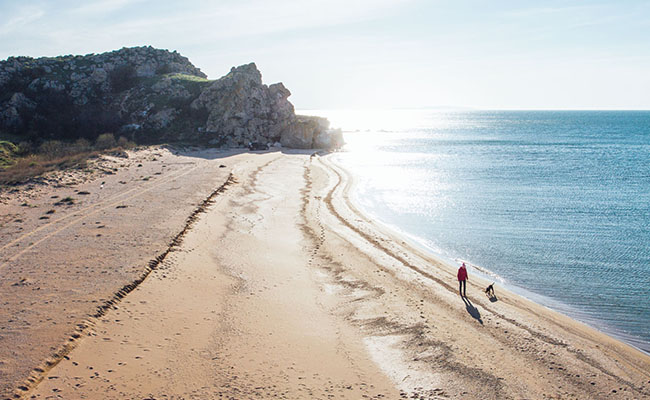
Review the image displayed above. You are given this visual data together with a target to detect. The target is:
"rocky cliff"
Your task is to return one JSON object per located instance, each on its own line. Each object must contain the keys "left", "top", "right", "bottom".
{"left": 0, "top": 46, "right": 342, "bottom": 149}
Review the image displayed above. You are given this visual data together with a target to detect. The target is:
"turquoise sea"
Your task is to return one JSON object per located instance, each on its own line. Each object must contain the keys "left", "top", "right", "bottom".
{"left": 305, "top": 109, "right": 650, "bottom": 354}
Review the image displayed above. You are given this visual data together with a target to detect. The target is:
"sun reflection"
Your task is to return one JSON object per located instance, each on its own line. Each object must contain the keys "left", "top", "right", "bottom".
{"left": 300, "top": 108, "right": 457, "bottom": 159}
{"left": 297, "top": 109, "right": 460, "bottom": 222}
{"left": 301, "top": 108, "right": 453, "bottom": 133}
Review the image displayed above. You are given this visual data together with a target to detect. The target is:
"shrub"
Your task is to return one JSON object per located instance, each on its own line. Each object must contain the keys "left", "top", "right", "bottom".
{"left": 38, "top": 140, "right": 66, "bottom": 159}
{"left": 16, "top": 141, "right": 33, "bottom": 156}
{"left": 94, "top": 133, "right": 116, "bottom": 150}
{"left": 116, "top": 136, "right": 135, "bottom": 149}
{"left": 71, "top": 138, "right": 91, "bottom": 153}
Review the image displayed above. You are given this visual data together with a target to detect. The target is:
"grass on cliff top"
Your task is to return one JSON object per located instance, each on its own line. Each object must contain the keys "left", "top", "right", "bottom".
{"left": 144, "top": 73, "right": 211, "bottom": 110}
{"left": 141, "top": 73, "right": 209, "bottom": 86}
{"left": 168, "top": 73, "right": 209, "bottom": 83}
{"left": 167, "top": 73, "right": 211, "bottom": 95}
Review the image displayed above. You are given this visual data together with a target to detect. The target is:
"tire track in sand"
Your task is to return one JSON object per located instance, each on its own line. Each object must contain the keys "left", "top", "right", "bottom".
{"left": 12, "top": 173, "right": 237, "bottom": 400}
{"left": 0, "top": 164, "right": 200, "bottom": 273}
{"left": 0, "top": 164, "right": 196, "bottom": 254}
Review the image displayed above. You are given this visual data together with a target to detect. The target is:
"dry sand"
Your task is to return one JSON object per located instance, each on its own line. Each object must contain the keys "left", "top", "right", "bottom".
{"left": 1, "top": 150, "right": 649, "bottom": 399}
{"left": 0, "top": 146, "right": 242, "bottom": 398}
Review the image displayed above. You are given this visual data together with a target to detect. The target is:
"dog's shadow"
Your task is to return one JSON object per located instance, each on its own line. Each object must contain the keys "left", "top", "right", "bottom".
{"left": 486, "top": 293, "right": 498, "bottom": 303}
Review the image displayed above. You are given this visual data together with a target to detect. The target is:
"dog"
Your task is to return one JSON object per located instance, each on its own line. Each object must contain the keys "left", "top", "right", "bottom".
{"left": 485, "top": 282, "right": 495, "bottom": 297}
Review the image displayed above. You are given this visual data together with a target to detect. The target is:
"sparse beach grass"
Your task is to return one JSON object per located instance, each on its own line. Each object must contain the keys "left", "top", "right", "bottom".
{"left": 0, "top": 153, "right": 91, "bottom": 185}
{"left": 0, "top": 133, "right": 136, "bottom": 186}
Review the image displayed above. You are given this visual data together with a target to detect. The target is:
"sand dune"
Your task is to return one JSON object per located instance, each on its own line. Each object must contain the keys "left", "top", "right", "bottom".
{"left": 3, "top": 150, "right": 649, "bottom": 399}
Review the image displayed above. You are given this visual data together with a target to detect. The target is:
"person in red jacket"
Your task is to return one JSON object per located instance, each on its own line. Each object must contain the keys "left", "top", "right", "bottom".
{"left": 457, "top": 262, "right": 468, "bottom": 297}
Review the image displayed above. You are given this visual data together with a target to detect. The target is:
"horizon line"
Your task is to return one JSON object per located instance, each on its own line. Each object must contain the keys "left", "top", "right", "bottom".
{"left": 297, "top": 107, "right": 650, "bottom": 112}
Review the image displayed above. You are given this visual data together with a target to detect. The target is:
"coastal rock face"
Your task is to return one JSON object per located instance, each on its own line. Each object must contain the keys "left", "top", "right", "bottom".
{"left": 0, "top": 46, "right": 342, "bottom": 149}
{"left": 190, "top": 63, "right": 293, "bottom": 147}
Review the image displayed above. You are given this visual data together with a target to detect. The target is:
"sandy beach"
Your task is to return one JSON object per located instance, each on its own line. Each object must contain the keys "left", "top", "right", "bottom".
{"left": 1, "top": 149, "right": 649, "bottom": 399}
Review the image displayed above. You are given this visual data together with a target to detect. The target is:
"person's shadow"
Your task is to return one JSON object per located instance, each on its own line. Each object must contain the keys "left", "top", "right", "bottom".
{"left": 462, "top": 296, "right": 483, "bottom": 324}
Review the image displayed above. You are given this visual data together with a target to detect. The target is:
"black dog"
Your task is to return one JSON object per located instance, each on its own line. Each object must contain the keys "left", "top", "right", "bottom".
{"left": 485, "top": 282, "right": 495, "bottom": 297}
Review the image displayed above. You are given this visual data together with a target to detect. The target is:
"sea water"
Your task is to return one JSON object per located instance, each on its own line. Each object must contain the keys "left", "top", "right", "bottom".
{"left": 304, "top": 109, "right": 650, "bottom": 353}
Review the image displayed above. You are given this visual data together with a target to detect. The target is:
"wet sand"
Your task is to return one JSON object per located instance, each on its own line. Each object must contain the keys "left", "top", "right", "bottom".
{"left": 2, "top": 150, "right": 650, "bottom": 399}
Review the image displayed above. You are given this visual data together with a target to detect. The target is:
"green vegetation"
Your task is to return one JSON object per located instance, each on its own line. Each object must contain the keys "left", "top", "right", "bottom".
{"left": 117, "top": 136, "right": 133, "bottom": 148}
{"left": 168, "top": 73, "right": 209, "bottom": 83}
{"left": 0, "top": 141, "right": 19, "bottom": 167}
{"left": 0, "top": 48, "right": 220, "bottom": 168}
{"left": 94, "top": 133, "right": 117, "bottom": 150}
{"left": 144, "top": 73, "right": 211, "bottom": 110}
{"left": 170, "top": 73, "right": 211, "bottom": 97}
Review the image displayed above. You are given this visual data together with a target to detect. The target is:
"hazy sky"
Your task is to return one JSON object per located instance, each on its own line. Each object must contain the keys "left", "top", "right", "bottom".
{"left": 1, "top": 0, "right": 649, "bottom": 109}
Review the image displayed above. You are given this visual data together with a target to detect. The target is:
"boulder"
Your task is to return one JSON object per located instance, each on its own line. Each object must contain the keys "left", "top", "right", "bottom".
{"left": 280, "top": 116, "right": 329, "bottom": 149}
{"left": 0, "top": 93, "right": 36, "bottom": 130}
{"left": 90, "top": 68, "right": 108, "bottom": 83}
{"left": 9, "top": 92, "right": 35, "bottom": 109}
{"left": 0, "top": 105, "right": 21, "bottom": 129}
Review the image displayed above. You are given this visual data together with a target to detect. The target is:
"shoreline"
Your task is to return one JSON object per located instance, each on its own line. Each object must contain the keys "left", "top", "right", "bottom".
{"left": 330, "top": 152, "right": 650, "bottom": 357}
{"left": 317, "top": 153, "right": 650, "bottom": 396}
{"left": 347, "top": 204, "right": 650, "bottom": 357}
{"left": 5, "top": 149, "right": 650, "bottom": 399}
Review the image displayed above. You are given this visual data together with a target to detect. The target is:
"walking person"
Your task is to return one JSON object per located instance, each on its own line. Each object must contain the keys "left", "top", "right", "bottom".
{"left": 457, "top": 262, "right": 468, "bottom": 297}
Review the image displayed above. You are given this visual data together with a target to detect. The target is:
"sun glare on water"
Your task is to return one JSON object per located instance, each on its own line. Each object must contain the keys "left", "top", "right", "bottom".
{"left": 301, "top": 108, "right": 455, "bottom": 152}
{"left": 301, "top": 108, "right": 457, "bottom": 219}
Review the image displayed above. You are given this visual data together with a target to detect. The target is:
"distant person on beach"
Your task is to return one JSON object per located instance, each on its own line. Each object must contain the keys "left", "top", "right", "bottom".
{"left": 458, "top": 263, "right": 468, "bottom": 297}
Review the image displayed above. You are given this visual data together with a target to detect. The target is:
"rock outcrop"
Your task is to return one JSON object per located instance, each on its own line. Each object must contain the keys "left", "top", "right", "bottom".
{"left": 0, "top": 46, "right": 343, "bottom": 149}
